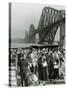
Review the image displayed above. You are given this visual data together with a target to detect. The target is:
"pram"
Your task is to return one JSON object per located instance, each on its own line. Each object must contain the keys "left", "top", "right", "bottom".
{"left": 27, "top": 73, "right": 38, "bottom": 86}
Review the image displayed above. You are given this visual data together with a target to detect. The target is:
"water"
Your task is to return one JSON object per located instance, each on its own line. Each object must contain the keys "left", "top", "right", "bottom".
{"left": 10, "top": 42, "right": 39, "bottom": 48}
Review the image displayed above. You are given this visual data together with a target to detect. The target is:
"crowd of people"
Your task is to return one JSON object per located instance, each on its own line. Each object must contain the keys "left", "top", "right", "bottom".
{"left": 9, "top": 47, "right": 65, "bottom": 86}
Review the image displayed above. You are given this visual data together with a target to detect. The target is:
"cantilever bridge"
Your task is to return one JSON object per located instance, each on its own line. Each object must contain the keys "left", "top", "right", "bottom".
{"left": 28, "top": 7, "right": 65, "bottom": 47}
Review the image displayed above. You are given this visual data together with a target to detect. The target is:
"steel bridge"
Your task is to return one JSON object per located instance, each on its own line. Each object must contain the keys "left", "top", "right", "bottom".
{"left": 29, "top": 7, "right": 65, "bottom": 46}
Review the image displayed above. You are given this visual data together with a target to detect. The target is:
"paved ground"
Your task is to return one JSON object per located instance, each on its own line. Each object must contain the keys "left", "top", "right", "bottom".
{"left": 17, "top": 78, "right": 65, "bottom": 86}
{"left": 44, "top": 79, "right": 65, "bottom": 85}
{"left": 36, "top": 79, "right": 65, "bottom": 86}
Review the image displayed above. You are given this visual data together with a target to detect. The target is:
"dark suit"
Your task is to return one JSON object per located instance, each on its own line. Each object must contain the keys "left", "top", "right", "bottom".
{"left": 48, "top": 54, "right": 54, "bottom": 82}
{"left": 19, "top": 59, "right": 29, "bottom": 86}
{"left": 38, "top": 57, "right": 43, "bottom": 80}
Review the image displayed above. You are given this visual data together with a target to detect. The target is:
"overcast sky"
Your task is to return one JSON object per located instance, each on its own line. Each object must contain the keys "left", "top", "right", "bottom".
{"left": 11, "top": 3, "right": 65, "bottom": 39}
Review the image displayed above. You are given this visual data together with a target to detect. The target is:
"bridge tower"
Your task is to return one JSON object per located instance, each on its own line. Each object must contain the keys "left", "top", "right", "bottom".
{"left": 37, "top": 7, "right": 65, "bottom": 47}
{"left": 29, "top": 24, "right": 36, "bottom": 43}
{"left": 60, "top": 10, "right": 65, "bottom": 48}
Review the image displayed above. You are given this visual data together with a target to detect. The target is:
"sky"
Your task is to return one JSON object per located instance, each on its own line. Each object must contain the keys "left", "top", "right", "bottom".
{"left": 11, "top": 3, "right": 65, "bottom": 39}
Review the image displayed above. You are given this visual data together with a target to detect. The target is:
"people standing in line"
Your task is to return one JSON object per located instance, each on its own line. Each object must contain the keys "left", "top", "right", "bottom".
{"left": 10, "top": 47, "right": 65, "bottom": 86}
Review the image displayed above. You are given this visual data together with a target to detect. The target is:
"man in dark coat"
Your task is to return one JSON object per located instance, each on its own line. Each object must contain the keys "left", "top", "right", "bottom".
{"left": 48, "top": 52, "right": 54, "bottom": 82}
{"left": 19, "top": 55, "right": 29, "bottom": 86}
{"left": 38, "top": 54, "right": 43, "bottom": 80}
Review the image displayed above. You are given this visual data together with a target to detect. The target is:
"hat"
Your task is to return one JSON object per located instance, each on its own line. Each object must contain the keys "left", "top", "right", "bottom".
{"left": 20, "top": 54, "right": 24, "bottom": 59}
{"left": 42, "top": 56, "right": 46, "bottom": 59}
{"left": 20, "top": 57, "right": 23, "bottom": 59}
{"left": 42, "top": 48, "right": 45, "bottom": 51}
